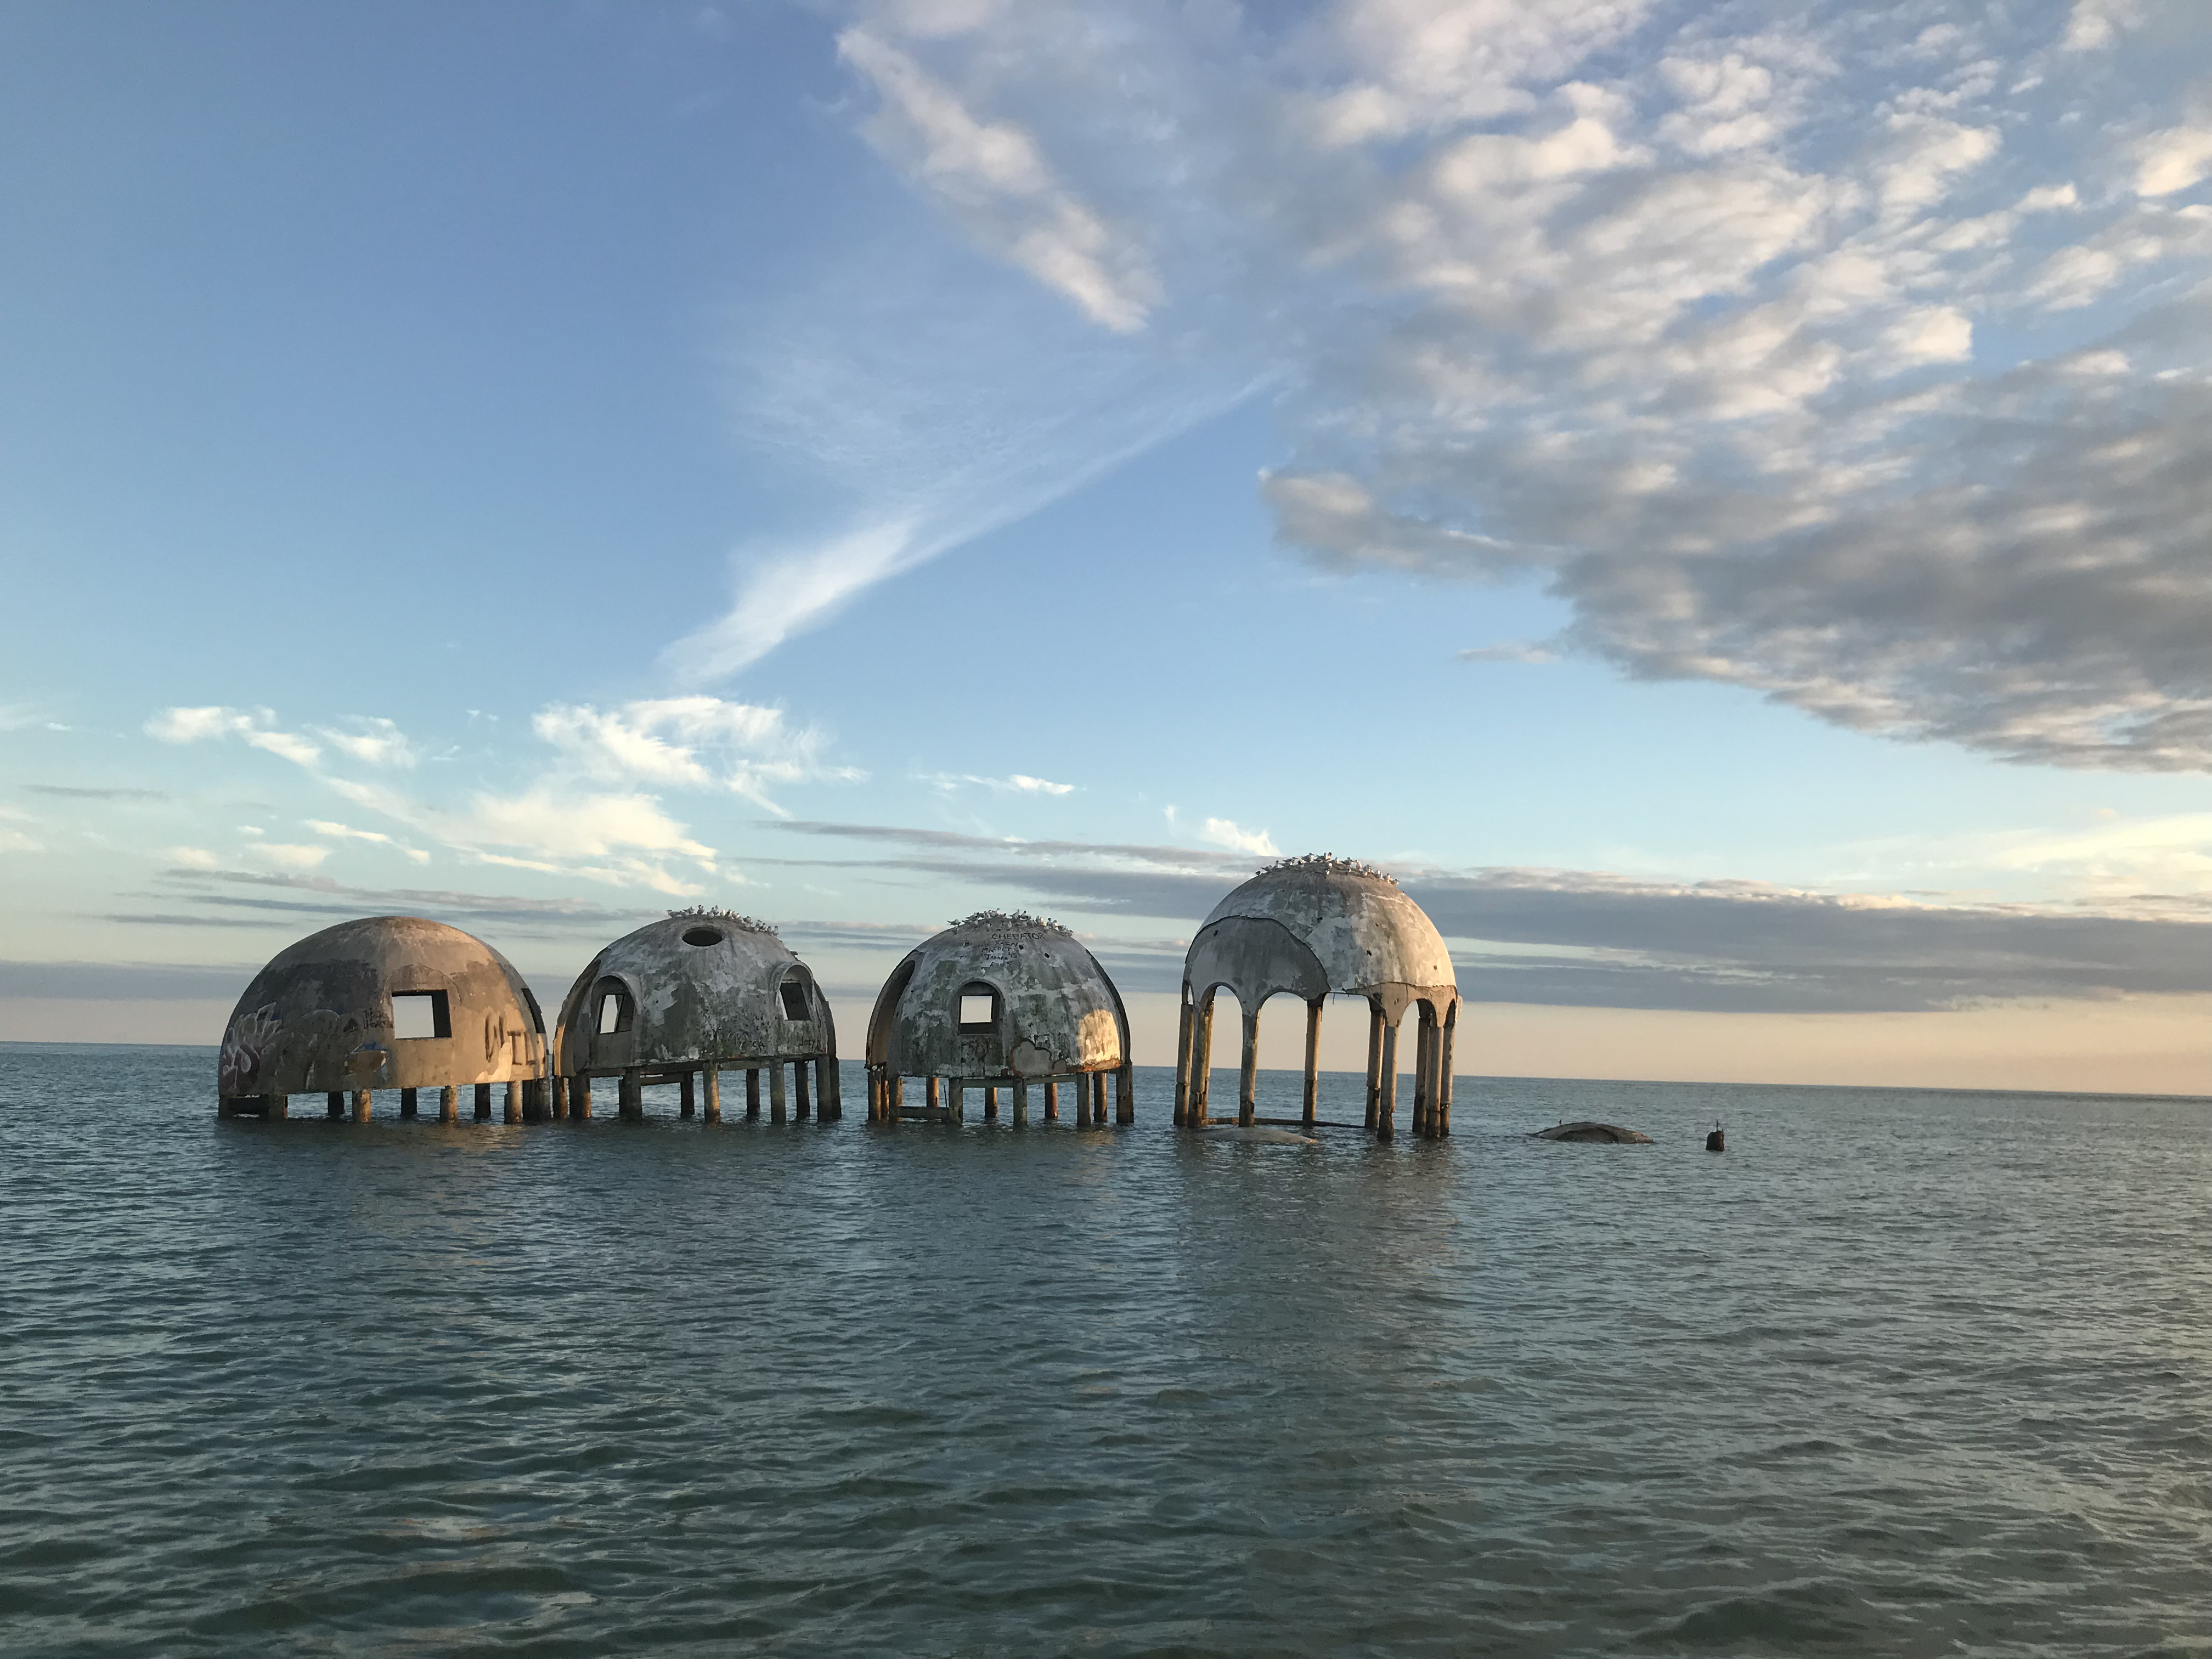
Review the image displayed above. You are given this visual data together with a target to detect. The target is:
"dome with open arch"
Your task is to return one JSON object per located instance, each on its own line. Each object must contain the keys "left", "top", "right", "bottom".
{"left": 1177, "top": 855, "right": 1459, "bottom": 1139}
{"left": 216, "top": 915, "right": 546, "bottom": 1105}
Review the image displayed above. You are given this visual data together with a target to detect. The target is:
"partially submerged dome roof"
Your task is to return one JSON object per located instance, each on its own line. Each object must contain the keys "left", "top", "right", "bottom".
{"left": 1186, "top": 854, "right": 1457, "bottom": 1015}
{"left": 217, "top": 915, "right": 545, "bottom": 1097}
{"left": 553, "top": 907, "right": 832, "bottom": 1074}
{"left": 867, "top": 910, "right": 1128, "bottom": 1080}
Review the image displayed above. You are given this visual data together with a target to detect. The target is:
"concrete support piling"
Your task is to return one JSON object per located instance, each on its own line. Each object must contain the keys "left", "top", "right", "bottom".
{"left": 1303, "top": 1000, "right": 1323, "bottom": 1129}
{"left": 573, "top": 1076, "right": 592, "bottom": 1120}
{"left": 475, "top": 1082, "right": 492, "bottom": 1121}
{"left": 399, "top": 1087, "right": 418, "bottom": 1119}
{"left": 794, "top": 1060, "right": 811, "bottom": 1120}
{"left": 267, "top": 1092, "right": 288, "bottom": 1119}
{"left": 505, "top": 1081, "right": 522, "bottom": 1124}
{"left": 327, "top": 1092, "right": 344, "bottom": 1120}
{"left": 1238, "top": 1007, "right": 1260, "bottom": 1128}
{"left": 619, "top": 1066, "right": 642, "bottom": 1120}
{"left": 1044, "top": 1079, "right": 1059, "bottom": 1121}
{"left": 680, "top": 1071, "right": 696, "bottom": 1119}
{"left": 770, "top": 1061, "right": 787, "bottom": 1123}
{"left": 1190, "top": 990, "right": 1216, "bottom": 1127}
{"left": 439, "top": 1085, "right": 459, "bottom": 1123}
{"left": 1013, "top": 1077, "right": 1029, "bottom": 1124}
{"left": 985, "top": 1085, "right": 1000, "bottom": 1121}
{"left": 1172, "top": 991, "right": 1194, "bottom": 1126}
{"left": 1437, "top": 1011, "right": 1455, "bottom": 1136}
{"left": 352, "top": 1090, "right": 372, "bottom": 1122}
{"left": 1116, "top": 1062, "right": 1135, "bottom": 1125}
{"left": 1412, "top": 1014, "right": 1432, "bottom": 1137}
{"left": 746, "top": 1068, "right": 761, "bottom": 1120}
{"left": 924, "top": 1075, "right": 941, "bottom": 1118}
{"left": 1378, "top": 1018, "right": 1398, "bottom": 1142}
{"left": 1364, "top": 1004, "right": 1384, "bottom": 1131}
{"left": 704, "top": 1066, "right": 721, "bottom": 1122}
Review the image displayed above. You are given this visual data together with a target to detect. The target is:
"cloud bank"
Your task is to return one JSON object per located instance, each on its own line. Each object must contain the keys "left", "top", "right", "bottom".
{"left": 828, "top": 0, "right": 2212, "bottom": 769}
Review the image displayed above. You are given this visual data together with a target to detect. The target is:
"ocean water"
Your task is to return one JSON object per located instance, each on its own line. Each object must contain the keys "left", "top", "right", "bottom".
{"left": 4, "top": 1042, "right": 2210, "bottom": 1658}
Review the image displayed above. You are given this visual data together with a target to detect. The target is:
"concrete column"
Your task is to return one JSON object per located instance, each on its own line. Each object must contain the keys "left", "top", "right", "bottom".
{"left": 1116, "top": 1062, "right": 1135, "bottom": 1125}
{"left": 1378, "top": 1018, "right": 1398, "bottom": 1142}
{"left": 1092, "top": 1071, "right": 1107, "bottom": 1126}
{"left": 747, "top": 1068, "right": 762, "bottom": 1120}
{"left": 1303, "top": 1001, "right": 1323, "bottom": 1128}
{"left": 820, "top": 1056, "right": 840, "bottom": 1120}
{"left": 399, "top": 1088, "right": 418, "bottom": 1119}
{"left": 1044, "top": 1079, "right": 1059, "bottom": 1121}
{"left": 619, "top": 1066, "right": 642, "bottom": 1120}
{"left": 573, "top": 1076, "right": 592, "bottom": 1120}
{"left": 1172, "top": 990, "right": 1194, "bottom": 1126}
{"left": 475, "top": 1082, "right": 492, "bottom": 1120}
{"left": 522, "top": 1078, "right": 543, "bottom": 1122}
{"left": 505, "top": 1081, "right": 522, "bottom": 1124}
{"left": 1364, "top": 1003, "right": 1384, "bottom": 1131}
{"left": 1412, "top": 1013, "right": 1432, "bottom": 1136}
{"left": 267, "top": 1092, "right": 289, "bottom": 1120}
{"left": 984, "top": 1085, "right": 1000, "bottom": 1121}
{"left": 217, "top": 1096, "right": 244, "bottom": 1119}
{"left": 327, "top": 1092, "right": 345, "bottom": 1120}
{"left": 950, "top": 1081, "right": 964, "bottom": 1122}
{"left": 550, "top": 1075, "right": 568, "bottom": 1121}
{"left": 794, "top": 1060, "right": 811, "bottom": 1120}
{"left": 1436, "top": 1008, "right": 1455, "bottom": 1137}
{"left": 352, "top": 1090, "right": 372, "bottom": 1122}
{"left": 439, "top": 1085, "right": 459, "bottom": 1123}
{"left": 770, "top": 1060, "right": 787, "bottom": 1123}
{"left": 680, "top": 1071, "right": 696, "bottom": 1119}
{"left": 1238, "top": 1006, "right": 1260, "bottom": 1128}
{"left": 704, "top": 1066, "right": 721, "bottom": 1123}
{"left": 1012, "top": 1077, "right": 1028, "bottom": 1124}
{"left": 1190, "top": 990, "right": 1216, "bottom": 1127}
{"left": 925, "top": 1075, "right": 941, "bottom": 1118}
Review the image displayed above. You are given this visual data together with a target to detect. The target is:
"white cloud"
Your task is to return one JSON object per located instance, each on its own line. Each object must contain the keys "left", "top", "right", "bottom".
{"left": 312, "top": 717, "right": 417, "bottom": 768}
{"left": 533, "top": 696, "right": 854, "bottom": 811}
{"left": 1200, "top": 817, "right": 1280, "bottom": 857}
{"left": 2136, "top": 126, "right": 2212, "bottom": 199}
{"left": 827, "top": 1, "right": 2212, "bottom": 771}
{"left": 839, "top": 27, "right": 1158, "bottom": 332}
{"left": 246, "top": 842, "right": 330, "bottom": 871}
{"left": 146, "top": 706, "right": 324, "bottom": 767}
{"left": 921, "top": 771, "right": 1076, "bottom": 795}
{"left": 168, "top": 845, "right": 221, "bottom": 870}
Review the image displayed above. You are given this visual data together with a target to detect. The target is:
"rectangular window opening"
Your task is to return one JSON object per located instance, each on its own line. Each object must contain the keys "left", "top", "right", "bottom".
{"left": 958, "top": 992, "right": 995, "bottom": 1029}
{"left": 778, "top": 981, "right": 810, "bottom": 1021}
{"left": 392, "top": 990, "right": 450, "bottom": 1040}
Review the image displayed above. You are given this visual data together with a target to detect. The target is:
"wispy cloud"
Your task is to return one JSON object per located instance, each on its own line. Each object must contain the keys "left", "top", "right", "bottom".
{"left": 24, "top": 785, "right": 167, "bottom": 800}
{"left": 828, "top": 0, "right": 2212, "bottom": 771}
{"left": 919, "top": 770, "right": 1076, "bottom": 796}
{"left": 1199, "top": 817, "right": 1279, "bottom": 858}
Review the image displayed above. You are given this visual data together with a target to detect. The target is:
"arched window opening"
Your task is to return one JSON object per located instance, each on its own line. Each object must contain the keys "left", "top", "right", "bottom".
{"left": 594, "top": 979, "right": 634, "bottom": 1036}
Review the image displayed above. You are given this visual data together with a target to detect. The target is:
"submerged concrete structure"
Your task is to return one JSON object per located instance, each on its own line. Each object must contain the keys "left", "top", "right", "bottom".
{"left": 1175, "top": 855, "right": 1459, "bottom": 1140}
{"left": 865, "top": 910, "right": 1133, "bottom": 1126}
{"left": 552, "top": 909, "right": 839, "bottom": 1123}
{"left": 216, "top": 916, "right": 549, "bottom": 1122}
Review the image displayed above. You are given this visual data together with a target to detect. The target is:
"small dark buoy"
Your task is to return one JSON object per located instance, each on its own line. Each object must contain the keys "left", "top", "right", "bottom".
{"left": 1706, "top": 1121, "right": 1725, "bottom": 1153}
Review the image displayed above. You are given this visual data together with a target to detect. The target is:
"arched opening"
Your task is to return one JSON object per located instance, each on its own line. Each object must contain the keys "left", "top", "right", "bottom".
{"left": 592, "top": 978, "right": 634, "bottom": 1036}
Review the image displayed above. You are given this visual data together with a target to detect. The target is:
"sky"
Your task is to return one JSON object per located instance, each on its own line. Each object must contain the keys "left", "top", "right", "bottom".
{"left": 3, "top": 0, "right": 2210, "bottom": 1094}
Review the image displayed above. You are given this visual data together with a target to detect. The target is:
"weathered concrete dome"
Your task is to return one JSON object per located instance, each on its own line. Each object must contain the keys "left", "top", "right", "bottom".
{"left": 868, "top": 910, "right": 1129, "bottom": 1082}
{"left": 217, "top": 916, "right": 545, "bottom": 1100}
{"left": 1176, "top": 855, "right": 1460, "bottom": 1139}
{"left": 552, "top": 909, "right": 832, "bottom": 1078}
{"left": 1184, "top": 854, "right": 1455, "bottom": 1019}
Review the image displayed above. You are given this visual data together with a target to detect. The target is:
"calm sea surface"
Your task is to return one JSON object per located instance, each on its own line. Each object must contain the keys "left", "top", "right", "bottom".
{"left": 4, "top": 1042, "right": 2210, "bottom": 1657}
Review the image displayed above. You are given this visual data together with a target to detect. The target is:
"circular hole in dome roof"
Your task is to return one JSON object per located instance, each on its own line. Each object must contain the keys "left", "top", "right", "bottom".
{"left": 682, "top": 927, "right": 724, "bottom": 947}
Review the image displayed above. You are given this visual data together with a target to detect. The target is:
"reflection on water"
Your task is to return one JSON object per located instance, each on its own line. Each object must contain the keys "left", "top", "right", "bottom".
{"left": 4, "top": 1043, "right": 2210, "bottom": 1656}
